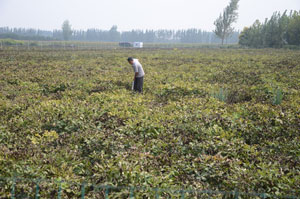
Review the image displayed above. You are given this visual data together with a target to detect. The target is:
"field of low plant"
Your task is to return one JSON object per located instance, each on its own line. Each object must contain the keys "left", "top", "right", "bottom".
{"left": 0, "top": 47, "right": 299, "bottom": 198}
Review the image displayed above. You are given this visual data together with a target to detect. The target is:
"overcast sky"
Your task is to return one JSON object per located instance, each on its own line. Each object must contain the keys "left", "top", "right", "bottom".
{"left": 0, "top": 0, "right": 299, "bottom": 31}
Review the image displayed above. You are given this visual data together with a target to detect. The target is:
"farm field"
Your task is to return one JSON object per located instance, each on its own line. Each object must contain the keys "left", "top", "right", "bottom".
{"left": 0, "top": 48, "right": 300, "bottom": 198}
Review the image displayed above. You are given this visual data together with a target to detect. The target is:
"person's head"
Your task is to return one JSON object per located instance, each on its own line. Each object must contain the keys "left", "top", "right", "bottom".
{"left": 127, "top": 57, "right": 134, "bottom": 64}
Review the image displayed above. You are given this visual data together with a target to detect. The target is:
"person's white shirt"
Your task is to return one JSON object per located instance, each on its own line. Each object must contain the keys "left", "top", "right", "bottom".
{"left": 132, "top": 59, "right": 145, "bottom": 78}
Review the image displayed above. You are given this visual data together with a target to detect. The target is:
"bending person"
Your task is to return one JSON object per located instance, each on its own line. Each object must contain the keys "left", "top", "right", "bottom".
{"left": 128, "top": 57, "right": 145, "bottom": 93}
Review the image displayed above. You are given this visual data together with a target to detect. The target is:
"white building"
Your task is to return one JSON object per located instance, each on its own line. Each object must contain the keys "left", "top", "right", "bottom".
{"left": 133, "top": 42, "right": 143, "bottom": 48}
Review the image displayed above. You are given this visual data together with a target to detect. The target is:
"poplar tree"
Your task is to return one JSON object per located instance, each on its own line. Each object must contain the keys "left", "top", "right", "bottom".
{"left": 62, "top": 20, "right": 72, "bottom": 41}
{"left": 214, "top": 0, "right": 240, "bottom": 45}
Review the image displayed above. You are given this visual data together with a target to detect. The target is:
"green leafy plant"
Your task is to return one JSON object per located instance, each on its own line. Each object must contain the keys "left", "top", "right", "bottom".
{"left": 212, "top": 88, "right": 228, "bottom": 102}
{"left": 0, "top": 47, "right": 299, "bottom": 197}
{"left": 272, "top": 88, "right": 284, "bottom": 105}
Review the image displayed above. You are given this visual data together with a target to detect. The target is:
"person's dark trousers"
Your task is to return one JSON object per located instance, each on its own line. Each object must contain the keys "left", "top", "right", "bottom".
{"left": 134, "top": 76, "right": 144, "bottom": 93}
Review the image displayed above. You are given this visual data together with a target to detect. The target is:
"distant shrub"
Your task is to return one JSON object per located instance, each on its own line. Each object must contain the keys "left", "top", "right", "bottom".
{"left": 1, "top": 39, "right": 24, "bottom": 46}
{"left": 283, "top": 45, "right": 300, "bottom": 50}
{"left": 29, "top": 42, "right": 38, "bottom": 46}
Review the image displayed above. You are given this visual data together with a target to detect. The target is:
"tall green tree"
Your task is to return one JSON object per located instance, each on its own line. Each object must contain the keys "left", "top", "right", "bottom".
{"left": 263, "top": 11, "right": 289, "bottom": 47}
{"left": 239, "top": 20, "right": 263, "bottom": 47}
{"left": 287, "top": 11, "right": 300, "bottom": 45}
{"left": 214, "top": 0, "right": 240, "bottom": 45}
{"left": 239, "top": 10, "right": 300, "bottom": 48}
{"left": 62, "top": 20, "right": 72, "bottom": 41}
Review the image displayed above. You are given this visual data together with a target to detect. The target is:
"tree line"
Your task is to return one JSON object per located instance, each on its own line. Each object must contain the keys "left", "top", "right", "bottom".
{"left": 239, "top": 10, "right": 300, "bottom": 48}
{"left": 0, "top": 25, "right": 239, "bottom": 44}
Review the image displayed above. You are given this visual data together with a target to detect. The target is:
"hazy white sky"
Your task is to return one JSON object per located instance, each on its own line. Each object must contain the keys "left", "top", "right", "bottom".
{"left": 0, "top": 0, "right": 299, "bottom": 31}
